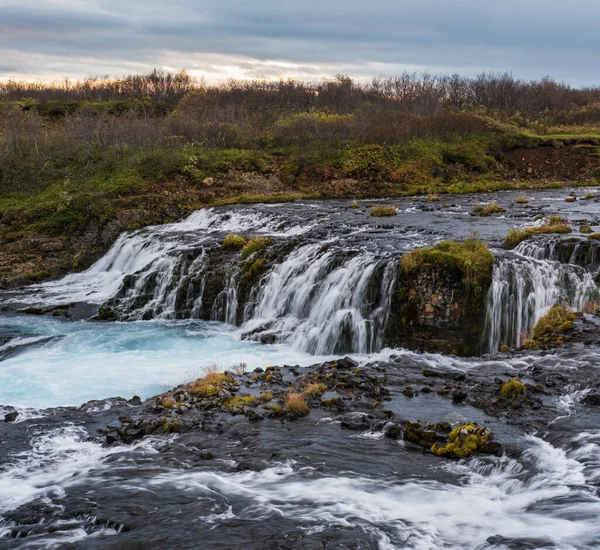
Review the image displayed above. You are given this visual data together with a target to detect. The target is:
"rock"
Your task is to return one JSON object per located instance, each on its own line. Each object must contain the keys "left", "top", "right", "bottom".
{"left": 583, "top": 393, "right": 600, "bottom": 406}
{"left": 106, "top": 430, "right": 120, "bottom": 444}
{"left": 340, "top": 412, "right": 370, "bottom": 431}
{"left": 128, "top": 395, "right": 142, "bottom": 406}
{"left": 203, "top": 177, "right": 214, "bottom": 186}
{"left": 384, "top": 423, "right": 402, "bottom": 439}
{"left": 116, "top": 209, "right": 150, "bottom": 229}
{"left": 337, "top": 357, "right": 358, "bottom": 369}
{"left": 4, "top": 411, "right": 18, "bottom": 423}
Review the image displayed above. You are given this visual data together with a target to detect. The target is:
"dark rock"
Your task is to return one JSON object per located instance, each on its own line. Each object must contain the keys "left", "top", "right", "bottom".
{"left": 4, "top": 411, "right": 18, "bottom": 423}
{"left": 583, "top": 393, "right": 600, "bottom": 406}
{"left": 337, "top": 356, "right": 358, "bottom": 369}
{"left": 340, "top": 412, "right": 370, "bottom": 431}
{"left": 384, "top": 423, "right": 402, "bottom": 439}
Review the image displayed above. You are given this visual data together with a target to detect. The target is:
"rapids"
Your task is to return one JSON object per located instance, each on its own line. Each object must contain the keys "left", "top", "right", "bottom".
{"left": 2, "top": 189, "right": 600, "bottom": 549}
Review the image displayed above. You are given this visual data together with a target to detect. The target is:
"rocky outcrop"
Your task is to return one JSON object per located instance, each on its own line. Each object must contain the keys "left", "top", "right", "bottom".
{"left": 385, "top": 240, "right": 494, "bottom": 355}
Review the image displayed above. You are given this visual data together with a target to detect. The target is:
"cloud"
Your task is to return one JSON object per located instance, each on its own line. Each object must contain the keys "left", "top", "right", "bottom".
{"left": 0, "top": 0, "right": 598, "bottom": 85}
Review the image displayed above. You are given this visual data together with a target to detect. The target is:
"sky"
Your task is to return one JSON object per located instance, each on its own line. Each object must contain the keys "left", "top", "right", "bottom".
{"left": 1, "top": 0, "right": 599, "bottom": 86}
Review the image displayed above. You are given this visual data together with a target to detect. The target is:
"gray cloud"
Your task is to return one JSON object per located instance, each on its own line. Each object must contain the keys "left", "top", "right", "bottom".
{"left": 0, "top": 0, "right": 598, "bottom": 85}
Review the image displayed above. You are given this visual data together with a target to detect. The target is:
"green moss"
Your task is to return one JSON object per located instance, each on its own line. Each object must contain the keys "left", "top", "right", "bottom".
{"left": 241, "top": 237, "right": 270, "bottom": 259}
{"left": 430, "top": 423, "right": 492, "bottom": 459}
{"left": 243, "top": 257, "right": 267, "bottom": 279}
{"left": 369, "top": 206, "right": 397, "bottom": 217}
{"left": 503, "top": 219, "right": 573, "bottom": 250}
{"left": 580, "top": 224, "right": 593, "bottom": 234}
{"left": 523, "top": 305, "right": 579, "bottom": 349}
{"left": 401, "top": 238, "right": 494, "bottom": 290}
{"left": 500, "top": 378, "right": 526, "bottom": 398}
{"left": 224, "top": 395, "right": 258, "bottom": 411}
{"left": 222, "top": 233, "right": 247, "bottom": 249}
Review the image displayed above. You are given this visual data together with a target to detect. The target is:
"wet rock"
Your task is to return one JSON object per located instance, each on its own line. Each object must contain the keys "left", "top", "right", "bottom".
{"left": 384, "top": 423, "right": 402, "bottom": 439}
{"left": 340, "top": 412, "right": 370, "bottom": 431}
{"left": 4, "top": 411, "right": 18, "bottom": 423}
{"left": 583, "top": 393, "right": 600, "bottom": 406}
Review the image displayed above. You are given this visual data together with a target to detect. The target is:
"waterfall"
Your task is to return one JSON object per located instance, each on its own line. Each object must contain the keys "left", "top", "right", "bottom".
{"left": 485, "top": 242, "right": 599, "bottom": 352}
{"left": 240, "top": 244, "right": 398, "bottom": 354}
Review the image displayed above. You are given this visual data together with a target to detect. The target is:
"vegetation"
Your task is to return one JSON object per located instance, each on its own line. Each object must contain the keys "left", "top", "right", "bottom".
{"left": 369, "top": 206, "right": 397, "bottom": 217}
{"left": 503, "top": 218, "right": 573, "bottom": 249}
{"left": 303, "top": 383, "right": 327, "bottom": 398}
{"left": 513, "top": 196, "right": 529, "bottom": 204}
{"left": 589, "top": 233, "right": 600, "bottom": 240}
{"left": 565, "top": 196, "right": 577, "bottom": 202}
{"left": 188, "top": 367, "right": 233, "bottom": 397}
{"left": 523, "top": 305, "right": 579, "bottom": 349}
{"left": 222, "top": 234, "right": 247, "bottom": 249}
{"left": 580, "top": 224, "right": 593, "bottom": 233}
{"left": 284, "top": 393, "right": 310, "bottom": 416}
{"left": 240, "top": 237, "right": 270, "bottom": 259}
{"left": 401, "top": 237, "right": 494, "bottom": 290}
{"left": 500, "top": 378, "right": 526, "bottom": 398}
{"left": 2, "top": 70, "right": 600, "bottom": 285}
{"left": 430, "top": 423, "right": 492, "bottom": 459}
{"left": 472, "top": 202, "right": 506, "bottom": 216}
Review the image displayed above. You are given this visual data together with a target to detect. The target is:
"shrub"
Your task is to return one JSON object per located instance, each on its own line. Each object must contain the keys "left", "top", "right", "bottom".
{"left": 222, "top": 233, "right": 246, "bottom": 249}
{"left": 240, "top": 237, "right": 270, "bottom": 259}
{"left": 401, "top": 238, "right": 494, "bottom": 290}
{"left": 500, "top": 378, "right": 525, "bottom": 398}
{"left": 284, "top": 393, "right": 310, "bottom": 416}
{"left": 585, "top": 193, "right": 598, "bottom": 200}
{"left": 369, "top": 206, "right": 397, "bottom": 217}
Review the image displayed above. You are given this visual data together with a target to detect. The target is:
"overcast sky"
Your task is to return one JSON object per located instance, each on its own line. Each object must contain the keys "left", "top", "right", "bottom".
{"left": 1, "top": 0, "right": 599, "bottom": 85}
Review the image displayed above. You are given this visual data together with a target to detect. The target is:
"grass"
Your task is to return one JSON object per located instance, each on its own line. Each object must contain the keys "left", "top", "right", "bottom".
{"left": 581, "top": 224, "right": 593, "bottom": 234}
{"left": 240, "top": 237, "right": 270, "bottom": 259}
{"left": 503, "top": 218, "right": 573, "bottom": 249}
{"left": 303, "top": 383, "right": 327, "bottom": 398}
{"left": 284, "top": 393, "right": 310, "bottom": 416}
{"left": 369, "top": 206, "right": 397, "bottom": 217}
{"left": 589, "top": 233, "right": 600, "bottom": 240}
{"left": 401, "top": 237, "right": 494, "bottom": 290}
{"left": 188, "top": 366, "right": 233, "bottom": 398}
{"left": 513, "top": 196, "right": 529, "bottom": 204}
{"left": 222, "top": 234, "right": 247, "bottom": 249}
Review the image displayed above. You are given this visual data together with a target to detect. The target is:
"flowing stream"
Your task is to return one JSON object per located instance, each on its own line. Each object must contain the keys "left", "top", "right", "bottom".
{"left": 2, "top": 190, "right": 600, "bottom": 549}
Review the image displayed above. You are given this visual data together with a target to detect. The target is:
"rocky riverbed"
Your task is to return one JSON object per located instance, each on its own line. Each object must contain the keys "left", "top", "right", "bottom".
{"left": 3, "top": 189, "right": 600, "bottom": 548}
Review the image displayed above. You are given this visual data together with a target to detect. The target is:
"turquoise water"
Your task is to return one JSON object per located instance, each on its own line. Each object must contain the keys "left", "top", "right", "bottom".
{"left": 0, "top": 315, "right": 333, "bottom": 409}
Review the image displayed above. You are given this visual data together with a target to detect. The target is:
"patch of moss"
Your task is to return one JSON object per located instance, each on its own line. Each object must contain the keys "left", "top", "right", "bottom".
{"left": 500, "top": 378, "right": 525, "bottom": 398}
{"left": 589, "top": 233, "right": 600, "bottom": 240}
{"left": 473, "top": 202, "right": 506, "bottom": 216}
{"left": 400, "top": 237, "right": 494, "bottom": 290}
{"left": 222, "top": 233, "right": 247, "bottom": 249}
{"left": 581, "top": 224, "right": 593, "bottom": 234}
{"left": 523, "top": 305, "right": 579, "bottom": 349}
{"left": 243, "top": 257, "right": 267, "bottom": 279}
{"left": 224, "top": 395, "right": 258, "bottom": 411}
{"left": 241, "top": 237, "right": 270, "bottom": 259}
{"left": 565, "top": 196, "right": 577, "bottom": 202}
{"left": 503, "top": 219, "right": 573, "bottom": 250}
{"left": 369, "top": 206, "right": 397, "bottom": 217}
{"left": 430, "top": 423, "right": 492, "bottom": 459}
{"left": 513, "top": 196, "right": 529, "bottom": 205}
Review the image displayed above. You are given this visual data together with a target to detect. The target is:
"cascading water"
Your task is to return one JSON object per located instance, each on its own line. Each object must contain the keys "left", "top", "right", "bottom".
{"left": 240, "top": 244, "right": 398, "bottom": 354}
{"left": 485, "top": 240, "right": 599, "bottom": 352}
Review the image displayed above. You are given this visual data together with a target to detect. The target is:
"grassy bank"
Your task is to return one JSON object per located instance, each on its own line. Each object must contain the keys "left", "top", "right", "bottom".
{"left": 1, "top": 71, "right": 600, "bottom": 285}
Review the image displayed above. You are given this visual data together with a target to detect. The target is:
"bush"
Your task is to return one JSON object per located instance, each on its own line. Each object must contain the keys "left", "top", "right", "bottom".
{"left": 370, "top": 206, "right": 397, "bottom": 217}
